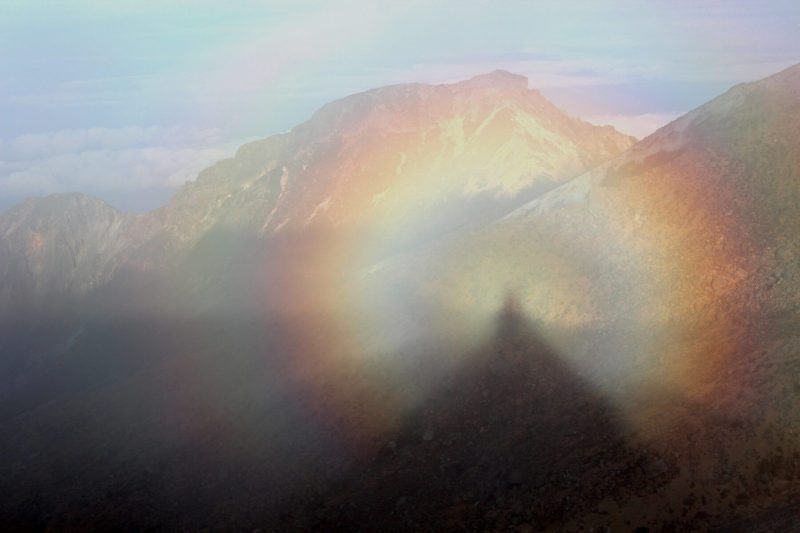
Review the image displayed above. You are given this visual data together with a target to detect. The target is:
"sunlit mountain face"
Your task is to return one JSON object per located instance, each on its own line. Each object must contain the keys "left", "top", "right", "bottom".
{"left": 378, "top": 64, "right": 800, "bottom": 387}
{"left": 1, "top": 31, "right": 800, "bottom": 532}
{"left": 357, "top": 64, "right": 800, "bottom": 527}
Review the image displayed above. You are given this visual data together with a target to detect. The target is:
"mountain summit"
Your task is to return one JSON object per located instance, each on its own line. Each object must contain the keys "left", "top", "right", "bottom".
{"left": 168, "top": 70, "right": 633, "bottom": 239}
{"left": 460, "top": 69, "right": 529, "bottom": 89}
{"left": 0, "top": 72, "right": 634, "bottom": 311}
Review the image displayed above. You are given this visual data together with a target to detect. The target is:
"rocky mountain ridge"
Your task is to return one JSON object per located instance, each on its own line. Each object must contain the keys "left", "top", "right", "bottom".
{"left": 0, "top": 71, "right": 635, "bottom": 313}
{"left": 379, "top": 63, "right": 800, "bottom": 331}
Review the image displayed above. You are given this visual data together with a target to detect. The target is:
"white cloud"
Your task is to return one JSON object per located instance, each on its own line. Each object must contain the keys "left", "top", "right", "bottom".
{"left": 0, "top": 125, "right": 241, "bottom": 210}
{"left": 1, "top": 125, "right": 227, "bottom": 161}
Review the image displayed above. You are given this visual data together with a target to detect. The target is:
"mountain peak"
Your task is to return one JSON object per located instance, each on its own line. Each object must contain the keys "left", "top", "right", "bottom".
{"left": 3, "top": 192, "right": 119, "bottom": 220}
{"left": 463, "top": 70, "right": 529, "bottom": 90}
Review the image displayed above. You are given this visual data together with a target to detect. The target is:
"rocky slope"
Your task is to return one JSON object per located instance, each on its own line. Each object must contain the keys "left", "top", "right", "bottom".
{"left": 166, "top": 70, "right": 633, "bottom": 243}
{"left": 374, "top": 63, "right": 800, "bottom": 353}
{"left": 0, "top": 194, "right": 131, "bottom": 308}
{"left": 0, "top": 71, "right": 634, "bottom": 317}
{"left": 345, "top": 63, "right": 800, "bottom": 529}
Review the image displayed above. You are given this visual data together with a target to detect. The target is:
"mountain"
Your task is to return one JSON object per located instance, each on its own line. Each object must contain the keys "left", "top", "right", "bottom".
{"left": 165, "top": 70, "right": 633, "bottom": 244}
{"left": 0, "top": 71, "right": 638, "bottom": 411}
{"left": 385, "top": 63, "right": 800, "bottom": 344}
{"left": 0, "top": 72, "right": 637, "bottom": 530}
{"left": 2, "top": 65, "right": 800, "bottom": 530}
{"left": 0, "top": 194, "right": 129, "bottom": 309}
{"left": 355, "top": 63, "right": 800, "bottom": 528}
{"left": 0, "top": 71, "right": 634, "bottom": 318}
{"left": 501, "top": 61, "right": 800, "bottom": 325}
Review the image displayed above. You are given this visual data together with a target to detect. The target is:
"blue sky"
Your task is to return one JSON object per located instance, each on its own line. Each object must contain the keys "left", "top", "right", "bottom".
{"left": 1, "top": 1, "right": 798, "bottom": 211}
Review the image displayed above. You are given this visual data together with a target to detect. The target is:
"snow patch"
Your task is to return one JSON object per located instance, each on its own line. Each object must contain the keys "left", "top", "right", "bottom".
{"left": 260, "top": 166, "right": 291, "bottom": 233}
{"left": 273, "top": 217, "right": 291, "bottom": 233}
{"left": 305, "top": 196, "right": 332, "bottom": 225}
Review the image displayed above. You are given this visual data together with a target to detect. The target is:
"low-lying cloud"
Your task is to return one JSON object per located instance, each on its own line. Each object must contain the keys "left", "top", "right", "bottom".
{"left": 0, "top": 126, "right": 240, "bottom": 212}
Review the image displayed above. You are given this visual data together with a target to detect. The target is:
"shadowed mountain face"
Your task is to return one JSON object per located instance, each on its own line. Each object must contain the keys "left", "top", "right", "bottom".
{"left": 0, "top": 194, "right": 131, "bottom": 309}
{"left": 0, "top": 298, "right": 665, "bottom": 532}
{"left": 1, "top": 66, "right": 800, "bottom": 531}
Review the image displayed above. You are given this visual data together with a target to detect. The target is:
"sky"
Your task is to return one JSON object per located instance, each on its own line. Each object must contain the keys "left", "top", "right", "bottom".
{"left": 1, "top": 0, "right": 798, "bottom": 212}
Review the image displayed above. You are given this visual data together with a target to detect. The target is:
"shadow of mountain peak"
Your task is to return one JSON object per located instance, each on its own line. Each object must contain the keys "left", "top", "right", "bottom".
{"left": 290, "top": 297, "right": 672, "bottom": 531}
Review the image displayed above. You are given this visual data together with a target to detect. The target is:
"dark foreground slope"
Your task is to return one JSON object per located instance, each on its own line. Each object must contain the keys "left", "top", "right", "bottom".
{"left": 286, "top": 299, "right": 670, "bottom": 532}
{"left": 0, "top": 300, "right": 669, "bottom": 531}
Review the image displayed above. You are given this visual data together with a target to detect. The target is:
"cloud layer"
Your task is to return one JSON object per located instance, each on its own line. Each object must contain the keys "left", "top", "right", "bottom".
{"left": 0, "top": 126, "right": 239, "bottom": 212}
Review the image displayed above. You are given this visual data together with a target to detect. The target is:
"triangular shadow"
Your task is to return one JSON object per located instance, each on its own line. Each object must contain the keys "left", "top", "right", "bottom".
{"left": 283, "top": 293, "right": 672, "bottom": 530}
